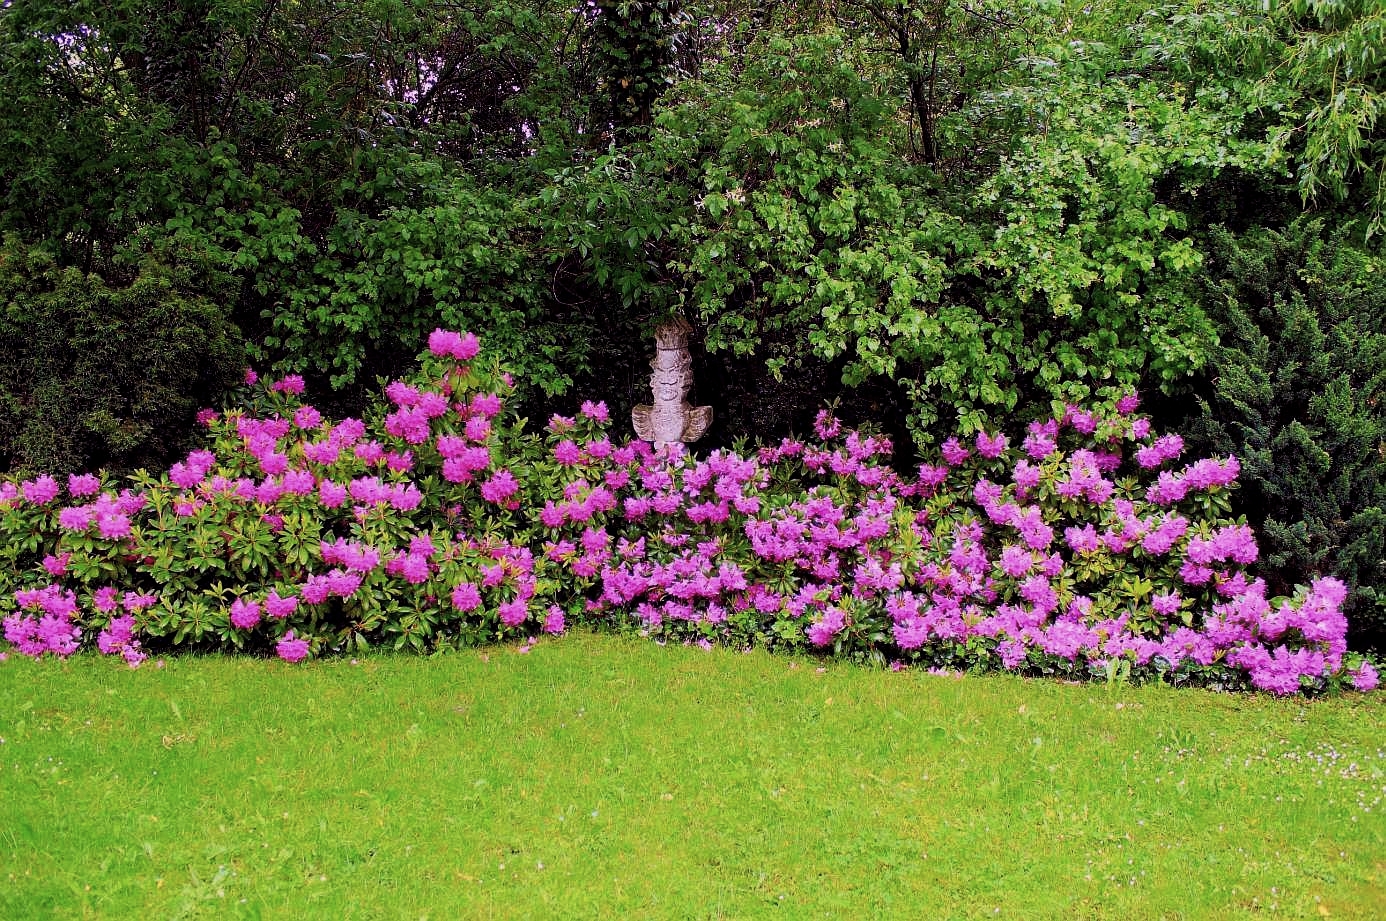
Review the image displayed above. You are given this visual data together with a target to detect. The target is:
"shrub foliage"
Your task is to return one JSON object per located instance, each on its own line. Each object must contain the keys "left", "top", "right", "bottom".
{"left": 0, "top": 239, "right": 243, "bottom": 476}
{"left": 1172, "top": 220, "right": 1386, "bottom": 652}
{"left": 0, "top": 330, "right": 1377, "bottom": 696}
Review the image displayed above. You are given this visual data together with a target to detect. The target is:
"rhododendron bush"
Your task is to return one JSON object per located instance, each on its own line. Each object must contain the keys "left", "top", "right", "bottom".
{"left": 0, "top": 331, "right": 1378, "bottom": 696}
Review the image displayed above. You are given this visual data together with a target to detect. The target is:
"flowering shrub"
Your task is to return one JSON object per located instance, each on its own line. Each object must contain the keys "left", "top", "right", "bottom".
{"left": 0, "top": 331, "right": 1378, "bottom": 696}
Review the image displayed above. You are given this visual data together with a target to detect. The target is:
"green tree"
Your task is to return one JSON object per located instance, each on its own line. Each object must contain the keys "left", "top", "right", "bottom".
{"left": 1174, "top": 219, "right": 1386, "bottom": 651}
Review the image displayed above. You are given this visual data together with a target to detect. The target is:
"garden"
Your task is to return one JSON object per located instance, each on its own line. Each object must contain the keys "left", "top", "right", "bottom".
{"left": 1, "top": 0, "right": 1384, "bottom": 916}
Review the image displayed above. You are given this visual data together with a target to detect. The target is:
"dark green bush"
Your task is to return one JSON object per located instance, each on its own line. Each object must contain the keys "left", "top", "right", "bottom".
{"left": 1171, "top": 219, "right": 1386, "bottom": 651}
{"left": 0, "top": 239, "right": 243, "bottom": 475}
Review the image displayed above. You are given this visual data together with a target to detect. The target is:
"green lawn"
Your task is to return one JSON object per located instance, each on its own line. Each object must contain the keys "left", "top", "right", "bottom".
{"left": 1, "top": 632, "right": 1382, "bottom": 919}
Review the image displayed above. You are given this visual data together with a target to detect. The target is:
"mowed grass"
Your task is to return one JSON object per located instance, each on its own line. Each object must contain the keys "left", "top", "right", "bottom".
{"left": 1, "top": 632, "right": 1382, "bottom": 920}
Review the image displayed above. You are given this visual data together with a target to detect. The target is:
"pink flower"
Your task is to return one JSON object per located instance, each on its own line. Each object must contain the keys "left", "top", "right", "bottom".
{"left": 393, "top": 553, "right": 431, "bottom": 584}
{"left": 265, "top": 590, "right": 298, "bottom": 619}
{"left": 67, "top": 473, "right": 100, "bottom": 498}
{"left": 1064, "top": 525, "right": 1099, "bottom": 555}
{"left": 244, "top": 367, "right": 259, "bottom": 386}
{"left": 277, "top": 630, "right": 311, "bottom": 663}
{"left": 325, "top": 569, "right": 362, "bottom": 598}
{"left": 272, "top": 374, "right": 305, "bottom": 395}
{"left": 58, "top": 506, "right": 95, "bottom": 531}
{"left": 93, "top": 586, "right": 119, "bottom": 613}
{"left": 940, "top": 438, "right": 970, "bottom": 466}
{"left": 997, "top": 639, "right": 1027, "bottom": 670}
{"left": 471, "top": 393, "right": 503, "bottom": 417}
{"left": 975, "top": 431, "right": 1008, "bottom": 459}
{"left": 1152, "top": 592, "right": 1182, "bottom": 617}
{"left": 318, "top": 479, "right": 348, "bottom": 509}
{"left": 813, "top": 410, "right": 843, "bottom": 440}
{"left": 480, "top": 469, "right": 519, "bottom": 504}
{"left": 807, "top": 607, "right": 847, "bottom": 647}
{"left": 258, "top": 451, "right": 289, "bottom": 476}
{"left": 230, "top": 598, "right": 262, "bottom": 630}
{"left": 428, "top": 329, "right": 461, "bottom": 358}
{"left": 580, "top": 400, "right": 610, "bottom": 423}
{"left": 998, "top": 544, "right": 1033, "bottom": 578}
{"left": 97, "top": 513, "right": 132, "bottom": 540}
{"left": 428, "top": 329, "right": 480, "bottom": 361}
{"left": 554, "top": 440, "right": 581, "bottom": 465}
{"left": 300, "top": 575, "right": 331, "bottom": 605}
{"left": 22, "top": 475, "right": 60, "bottom": 505}
{"left": 1350, "top": 661, "right": 1380, "bottom": 692}
{"left": 169, "top": 462, "right": 202, "bottom": 489}
{"left": 97, "top": 614, "right": 135, "bottom": 650}
{"left": 123, "top": 592, "right": 157, "bottom": 612}
{"left": 451, "top": 582, "right": 482, "bottom": 613}
{"left": 544, "top": 606, "right": 567, "bottom": 634}
{"left": 498, "top": 599, "right": 528, "bottom": 627}
{"left": 455, "top": 332, "right": 480, "bottom": 360}
{"left": 464, "top": 416, "right": 491, "bottom": 442}
{"left": 294, "top": 406, "right": 323, "bottom": 430}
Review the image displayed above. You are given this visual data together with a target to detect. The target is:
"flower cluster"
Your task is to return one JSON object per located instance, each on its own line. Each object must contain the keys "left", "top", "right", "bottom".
{"left": 0, "top": 329, "right": 1376, "bottom": 696}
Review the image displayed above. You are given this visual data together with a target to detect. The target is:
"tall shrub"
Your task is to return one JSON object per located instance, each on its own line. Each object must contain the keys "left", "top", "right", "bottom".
{"left": 1173, "top": 219, "right": 1386, "bottom": 651}
{"left": 0, "top": 239, "right": 243, "bottom": 475}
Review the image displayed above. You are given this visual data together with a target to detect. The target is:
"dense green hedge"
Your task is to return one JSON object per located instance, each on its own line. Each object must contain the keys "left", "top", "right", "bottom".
{"left": 0, "top": 239, "right": 243, "bottom": 476}
{"left": 1171, "top": 219, "right": 1386, "bottom": 651}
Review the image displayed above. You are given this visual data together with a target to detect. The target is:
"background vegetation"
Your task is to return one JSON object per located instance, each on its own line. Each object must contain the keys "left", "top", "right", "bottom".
{"left": 0, "top": 0, "right": 1382, "bottom": 647}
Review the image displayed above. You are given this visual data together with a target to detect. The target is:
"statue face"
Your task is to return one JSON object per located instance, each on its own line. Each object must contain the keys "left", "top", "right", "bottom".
{"left": 651, "top": 374, "right": 686, "bottom": 403}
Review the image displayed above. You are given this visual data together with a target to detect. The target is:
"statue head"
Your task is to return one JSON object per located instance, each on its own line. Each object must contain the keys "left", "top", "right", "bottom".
{"left": 653, "top": 317, "right": 692, "bottom": 352}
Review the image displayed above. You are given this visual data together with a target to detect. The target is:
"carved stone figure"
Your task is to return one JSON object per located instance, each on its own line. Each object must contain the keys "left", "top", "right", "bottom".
{"left": 632, "top": 317, "right": 713, "bottom": 450}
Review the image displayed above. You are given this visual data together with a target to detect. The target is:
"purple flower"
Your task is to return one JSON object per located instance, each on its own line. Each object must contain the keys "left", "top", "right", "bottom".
{"left": 498, "top": 598, "right": 528, "bottom": 627}
{"left": 580, "top": 400, "right": 610, "bottom": 423}
{"left": 58, "top": 506, "right": 95, "bottom": 531}
{"left": 230, "top": 598, "right": 262, "bottom": 630}
{"left": 480, "top": 469, "right": 519, "bottom": 504}
{"left": 807, "top": 608, "right": 846, "bottom": 647}
{"left": 1151, "top": 592, "right": 1182, "bottom": 617}
{"left": 940, "top": 438, "right": 971, "bottom": 466}
{"left": 294, "top": 406, "right": 323, "bottom": 430}
{"left": 998, "top": 544, "right": 1033, "bottom": 578}
{"left": 428, "top": 328, "right": 464, "bottom": 358}
{"left": 93, "top": 586, "right": 119, "bottom": 613}
{"left": 272, "top": 374, "right": 305, "bottom": 395}
{"left": 975, "top": 431, "right": 1008, "bottom": 459}
{"left": 997, "top": 639, "right": 1027, "bottom": 670}
{"left": 451, "top": 582, "right": 482, "bottom": 613}
{"left": 21, "top": 475, "right": 60, "bottom": 505}
{"left": 265, "top": 591, "right": 298, "bottom": 619}
{"left": 471, "top": 392, "right": 503, "bottom": 417}
{"left": 277, "top": 630, "right": 311, "bottom": 663}
{"left": 318, "top": 479, "right": 348, "bottom": 508}
{"left": 1350, "top": 661, "right": 1380, "bottom": 692}
{"left": 97, "top": 513, "right": 132, "bottom": 540}
{"left": 1064, "top": 525, "right": 1099, "bottom": 554}
{"left": 67, "top": 473, "right": 100, "bottom": 498}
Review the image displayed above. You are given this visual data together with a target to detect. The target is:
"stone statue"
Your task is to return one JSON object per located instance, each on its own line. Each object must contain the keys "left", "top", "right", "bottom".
{"left": 632, "top": 317, "right": 713, "bottom": 450}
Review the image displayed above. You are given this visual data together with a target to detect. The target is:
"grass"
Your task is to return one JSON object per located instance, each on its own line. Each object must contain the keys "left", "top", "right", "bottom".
{"left": 0, "top": 632, "right": 1382, "bottom": 920}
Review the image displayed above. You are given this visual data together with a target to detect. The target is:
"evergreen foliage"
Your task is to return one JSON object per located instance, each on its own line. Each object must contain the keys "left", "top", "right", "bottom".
{"left": 1176, "top": 219, "right": 1386, "bottom": 650}
{"left": 0, "top": 239, "right": 243, "bottom": 475}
